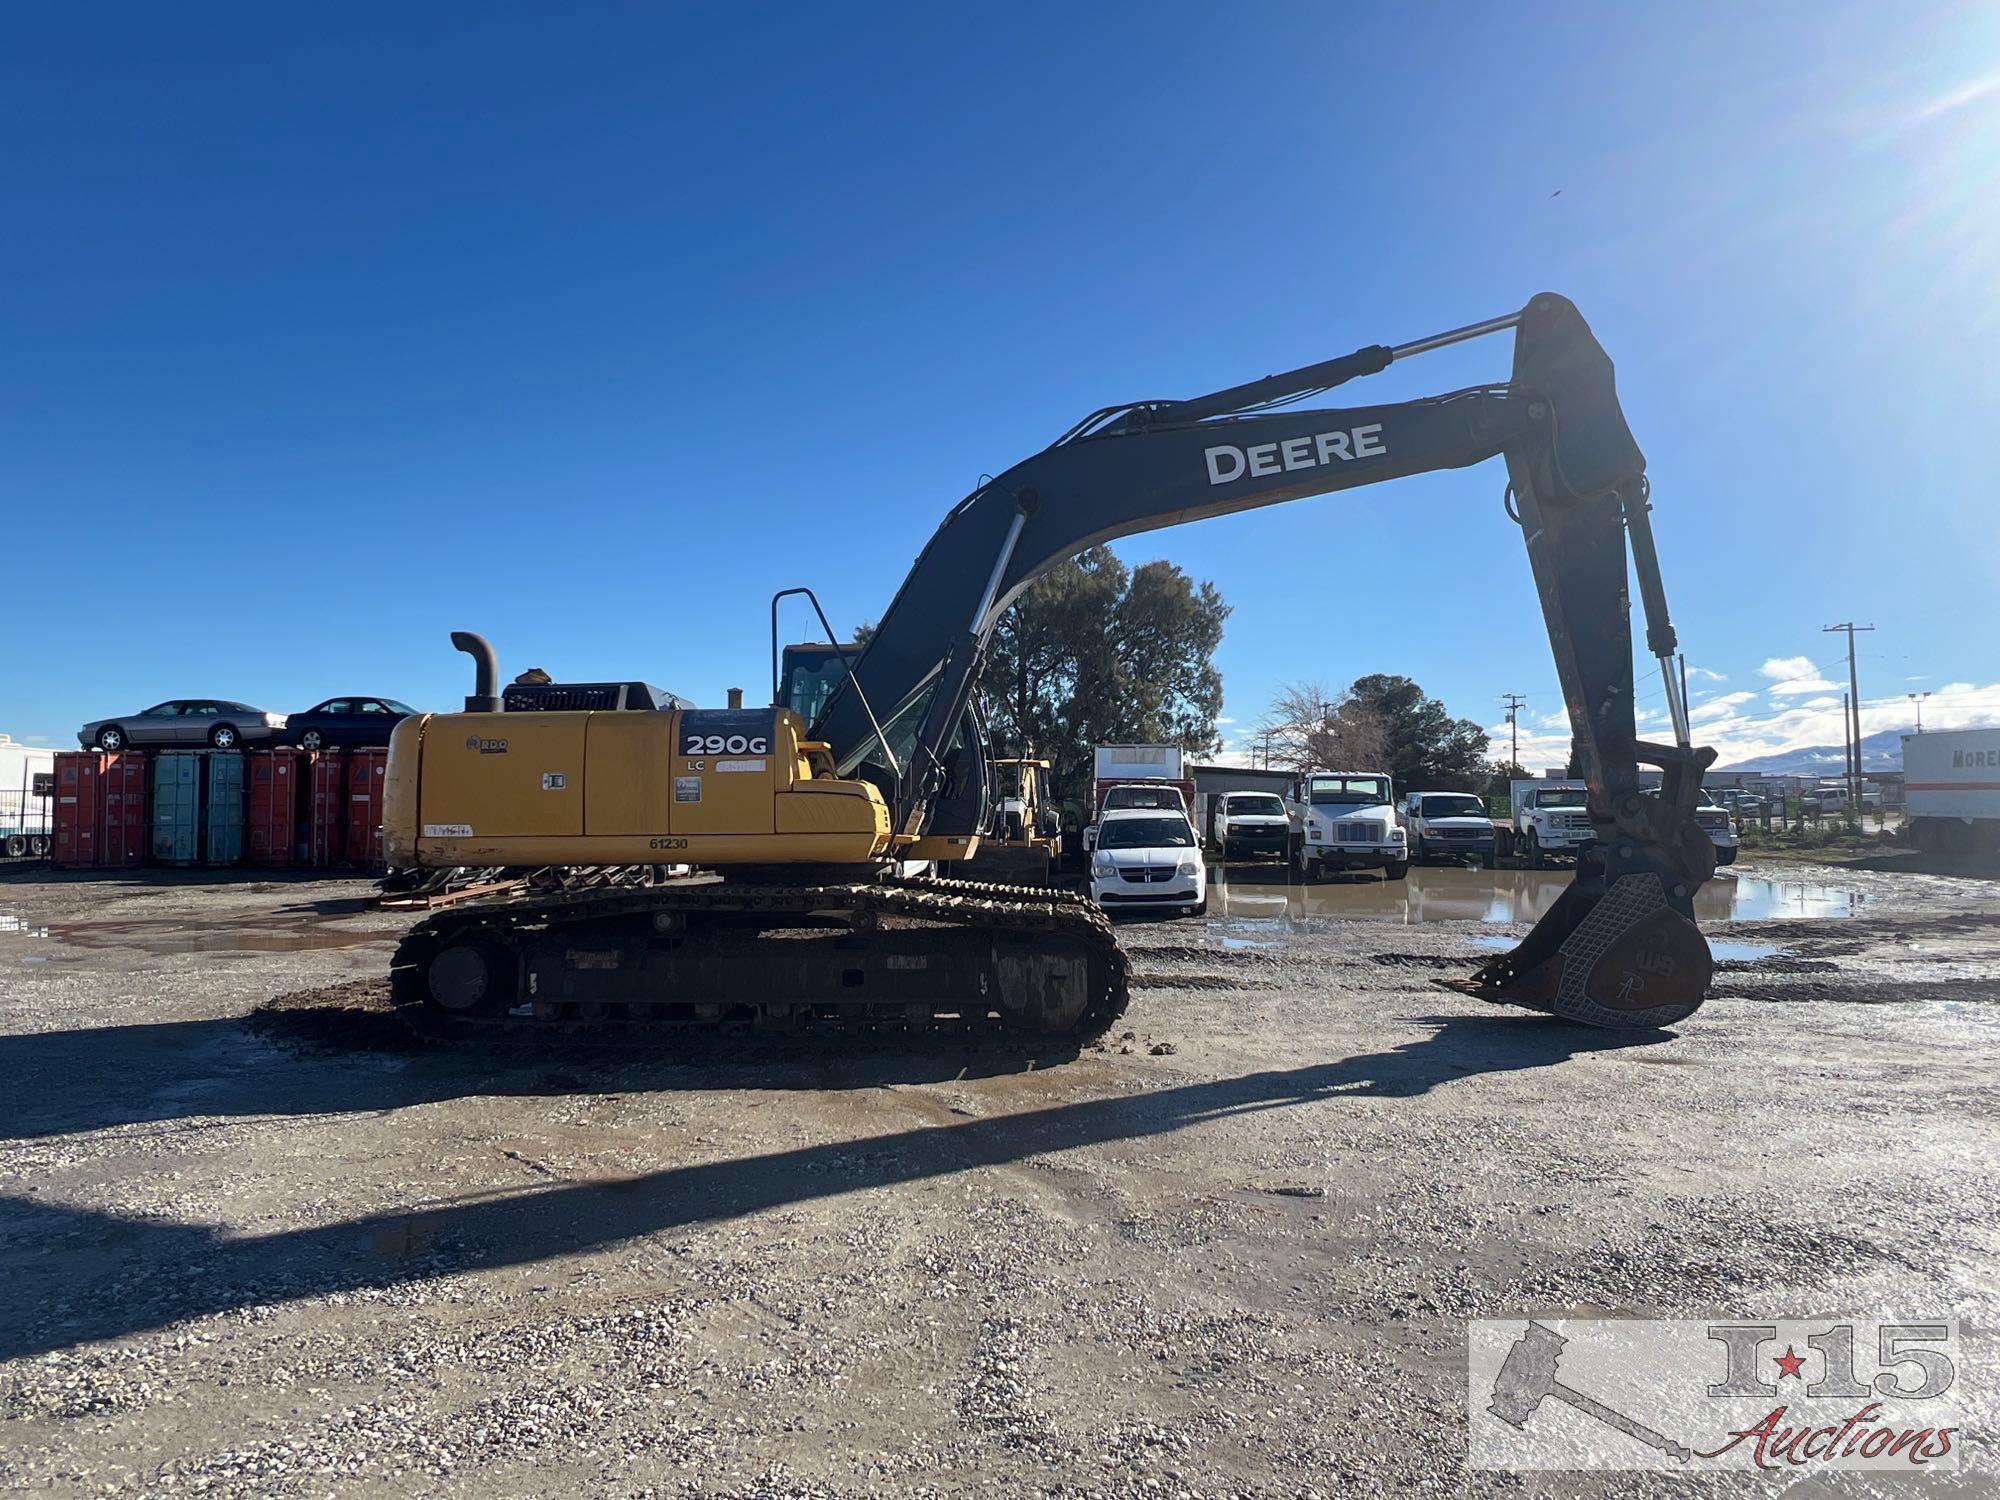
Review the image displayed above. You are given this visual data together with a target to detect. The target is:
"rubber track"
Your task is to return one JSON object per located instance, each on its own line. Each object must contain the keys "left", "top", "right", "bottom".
{"left": 389, "top": 873, "right": 1130, "bottom": 1049}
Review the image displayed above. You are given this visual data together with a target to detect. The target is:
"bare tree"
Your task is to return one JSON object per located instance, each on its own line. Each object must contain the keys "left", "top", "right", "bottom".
{"left": 1258, "top": 681, "right": 1392, "bottom": 772}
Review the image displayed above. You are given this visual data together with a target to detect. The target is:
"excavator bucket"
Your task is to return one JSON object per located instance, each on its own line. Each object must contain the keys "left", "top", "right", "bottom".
{"left": 1445, "top": 855, "right": 1712, "bottom": 1029}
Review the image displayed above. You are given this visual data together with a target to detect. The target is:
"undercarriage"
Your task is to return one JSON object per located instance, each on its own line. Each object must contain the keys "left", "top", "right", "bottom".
{"left": 389, "top": 873, "right": 1129, "bottom": 1043}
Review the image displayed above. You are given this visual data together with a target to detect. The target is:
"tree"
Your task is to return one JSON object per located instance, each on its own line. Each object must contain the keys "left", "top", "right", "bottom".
{"left": 977, "top": 546, "right": 1229, "bottom": 793}
{"left": 1260, "top": 674, "right": 1489, "bottom": 790}
{"left": 1346, "top": 673, "right": 1490, "bottom": 791}
{"left": 1485, "top": 760, "right": 1530, "bottom": 799}
{"left": 1257, "top": 681, "right": 1390, "bottom": 773}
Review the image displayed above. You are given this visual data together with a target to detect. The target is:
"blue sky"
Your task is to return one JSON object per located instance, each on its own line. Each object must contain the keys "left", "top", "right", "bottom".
{"left": 4, "top": 3, "right": 1996, "bottom": 768}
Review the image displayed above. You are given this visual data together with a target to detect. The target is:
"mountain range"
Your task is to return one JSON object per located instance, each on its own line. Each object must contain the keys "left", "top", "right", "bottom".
{"left": 1719, "top": 727, "right": 1913, "bottom": 776}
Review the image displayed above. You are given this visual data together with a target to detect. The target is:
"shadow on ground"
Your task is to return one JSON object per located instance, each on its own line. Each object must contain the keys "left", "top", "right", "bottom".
{"left": 0, "top": 1011, "right": 1664, "bottom": 1360}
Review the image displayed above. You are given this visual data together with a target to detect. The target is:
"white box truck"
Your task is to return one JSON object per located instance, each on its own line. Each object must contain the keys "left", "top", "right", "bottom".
{"left": 1903, "top": 728, "right": 2000, "bottom": 854}
{"left": 1084, "top": 745, "right": 1195, "bottom": 854}
{"left": 1285, "top": 770, "right": 1407, "bottom": 881}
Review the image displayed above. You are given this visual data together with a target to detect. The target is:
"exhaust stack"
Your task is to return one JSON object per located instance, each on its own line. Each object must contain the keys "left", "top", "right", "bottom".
{"left": 451, "top": 632, "right": 504, "bottom": 713}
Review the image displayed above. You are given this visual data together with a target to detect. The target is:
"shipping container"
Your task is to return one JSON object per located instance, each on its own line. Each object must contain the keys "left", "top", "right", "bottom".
{"left": 246, "top": 750, "right": 301, "bottom": 867}
{"left": 152, "top": 753, "right": 202, "bottom": 865}
{"left": 53, "top": 750, "right": 149, "bottom": 867}
{"left": 52, "top": 751, "right": 102, "bottom": 867}
{"left": 204, "top": 752, "right": 245, "bottom": 865}
{"left": 308, "top": 750, "right": 346, "bottom": 866}
{"left": 346, "top": 748, "right": 389, "bottom": 867}
{"left": 100, "top": 752, "right": 149, "bottom": 866}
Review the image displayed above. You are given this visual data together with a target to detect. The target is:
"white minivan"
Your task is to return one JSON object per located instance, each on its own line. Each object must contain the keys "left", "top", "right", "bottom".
{"left": 1089, "top": 807, "right": 1207, "bottom": 917}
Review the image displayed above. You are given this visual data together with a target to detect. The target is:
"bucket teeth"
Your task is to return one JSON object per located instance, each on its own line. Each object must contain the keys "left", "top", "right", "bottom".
{"left": 1445, "top": 872, "right": 1710, "bottom": 1030}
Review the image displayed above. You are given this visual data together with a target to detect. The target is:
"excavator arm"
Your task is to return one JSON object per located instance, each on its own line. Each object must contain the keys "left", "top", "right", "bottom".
{"left": 818, "top": 293, "right": 1716, "bottom": 1027}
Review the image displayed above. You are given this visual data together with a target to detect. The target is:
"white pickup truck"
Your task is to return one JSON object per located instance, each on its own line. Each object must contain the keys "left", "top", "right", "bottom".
{"left": 1286, "top": 771, "right": 1407, "bottom": 881}
{"left": 1206, "top": 789, "right": 1291, "bottom": 859}
{"left": 1508, "top": 779, "right": 1593, "bottom": 867}
{"left": 1642, "top": 787, "right": 1740, "bottom": 865}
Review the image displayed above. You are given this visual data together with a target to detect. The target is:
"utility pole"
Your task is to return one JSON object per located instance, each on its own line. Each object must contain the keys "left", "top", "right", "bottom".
{"left": 1909, "top": 690, "right": 1930, "bottom": 732}
{"left": 1500, "top": 693, "right": 1527, "bottom": 771}
{"left": 1823, "top": 622, "right": 1874, "bottom": 814}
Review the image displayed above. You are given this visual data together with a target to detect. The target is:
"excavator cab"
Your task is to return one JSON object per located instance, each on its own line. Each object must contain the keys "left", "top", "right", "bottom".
{"left": 778, "top": 641, "right": 856, "bottom": 726}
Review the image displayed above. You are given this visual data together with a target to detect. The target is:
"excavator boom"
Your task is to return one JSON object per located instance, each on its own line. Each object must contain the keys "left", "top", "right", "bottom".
{"left": 811, "top": 293, "right": 1714, "bottom": 1026}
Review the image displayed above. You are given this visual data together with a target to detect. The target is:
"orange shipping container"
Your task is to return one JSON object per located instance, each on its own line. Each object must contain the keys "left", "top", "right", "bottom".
{"left": 308, "top": 751, "right": 346, "bottom": 867}
{"left": 246, "top": 749, "right": 300, "bottom": 867}
{"left": 345, "top": 748, "right": 388, "bottom": 867}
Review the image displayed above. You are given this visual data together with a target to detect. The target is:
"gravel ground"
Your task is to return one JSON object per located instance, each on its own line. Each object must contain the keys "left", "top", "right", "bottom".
{"left": 0, "top": 862, "right": 1995, "bottom": 1497}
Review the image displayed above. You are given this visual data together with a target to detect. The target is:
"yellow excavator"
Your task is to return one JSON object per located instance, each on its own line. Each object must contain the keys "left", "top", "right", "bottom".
{"left": 383, "top": 294, "right": 1717, "bottom": 1041}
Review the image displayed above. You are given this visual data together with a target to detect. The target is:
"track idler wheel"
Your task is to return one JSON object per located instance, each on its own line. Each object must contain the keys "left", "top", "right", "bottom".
{"left": 1449, "top": 871, "right": 1710, "bottom": 1029}
{"left": 426, "top": 937, "right": 515, "bottom": 1014}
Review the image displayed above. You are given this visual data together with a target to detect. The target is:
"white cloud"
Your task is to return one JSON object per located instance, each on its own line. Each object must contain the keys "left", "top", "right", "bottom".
{"left": 1760, "top": 656, "right": 1818, "bottom": 682}
{"left": 1480, "top": 680, "right": 2000, "bottom": 777}
{"left": 1484, "top": 719, "right": 1572, "bottom": 772}
{"left": 1688, "top": 691, "right": 1756, "bottom": 722}
{"left": 1759, "top": 654, "right": 1840, "bottom": 696}
{"left": 1687, "top": 666, "right": 1728, "bottom": 683}
{"left": 1535, "top": 710, "right": 1570, "bottom": 729}
{"left": 1215, "top": 716, "right": 1237, "bottom": 725}
{"left": 1696, "top": 681, "right": 2000, "bottom": 767}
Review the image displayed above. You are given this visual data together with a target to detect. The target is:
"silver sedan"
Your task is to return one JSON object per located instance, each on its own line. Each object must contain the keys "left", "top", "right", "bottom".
{"left": 78, "top": 700, "right": 288, "bottom": 752}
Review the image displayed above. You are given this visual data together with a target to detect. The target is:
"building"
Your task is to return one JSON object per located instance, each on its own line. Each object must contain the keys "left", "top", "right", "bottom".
{"left": 1189, "top": 763, "right": 1295, "bottom": 800}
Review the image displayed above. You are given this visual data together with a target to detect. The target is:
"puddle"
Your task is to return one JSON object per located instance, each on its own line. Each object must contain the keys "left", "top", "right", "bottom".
{"left": 1208, "top": 866, "right": 1868, "bottom": 927}
{"left": 1710, "top": 941, "right": 1785, "bottom": 961}
{"left": 1467, "top": 932, "right": 1784, "bottom": 962}
{"left": 46, "top": 914, "right": 385, "bottom": 955}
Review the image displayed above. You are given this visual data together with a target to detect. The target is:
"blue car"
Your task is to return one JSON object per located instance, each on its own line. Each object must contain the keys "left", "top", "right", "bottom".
{"left": 283, "top": 696, "right": 417, "bottom": 751}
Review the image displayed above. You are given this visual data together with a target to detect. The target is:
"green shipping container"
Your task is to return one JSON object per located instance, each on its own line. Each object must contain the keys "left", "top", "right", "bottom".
{"left": 152, "top": 753, "right": 201, "bottom": 864}
{"left": 205, "top": 752, "right": 244, "bottom": 865}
